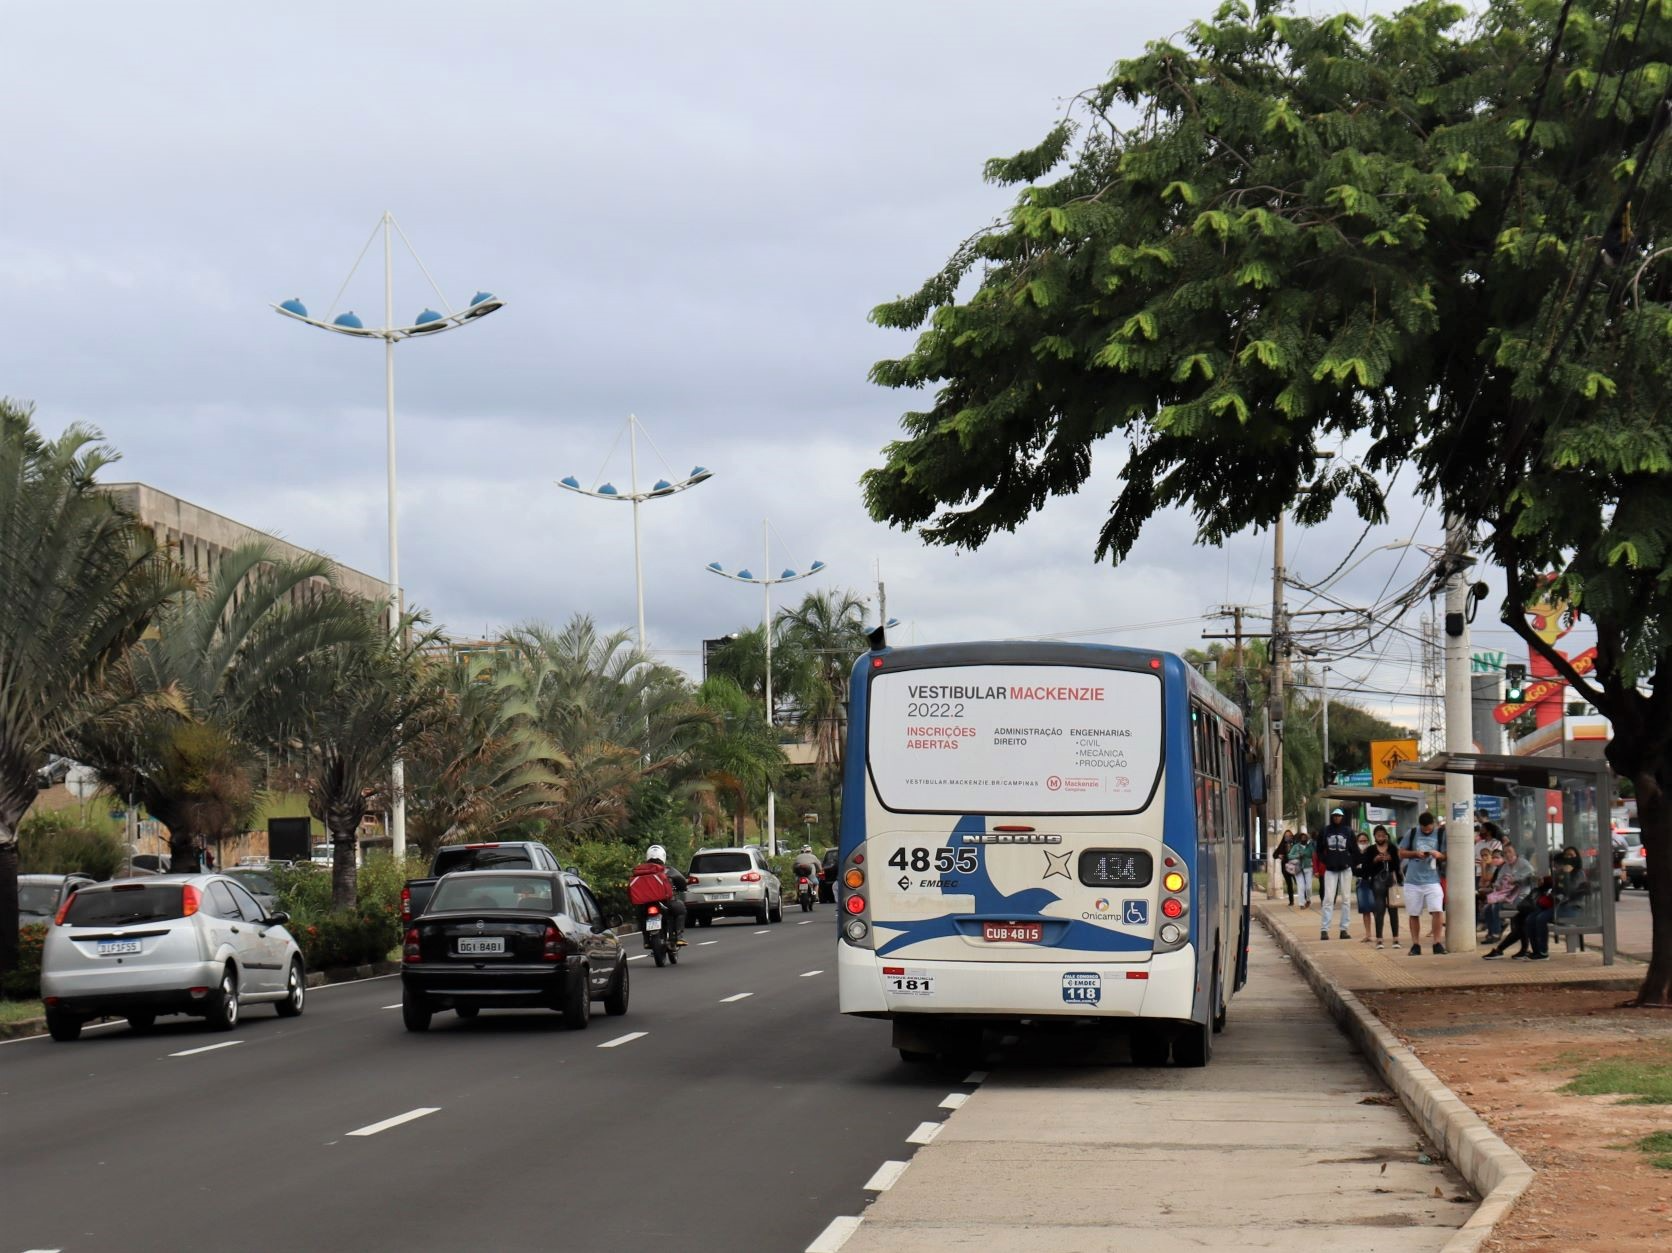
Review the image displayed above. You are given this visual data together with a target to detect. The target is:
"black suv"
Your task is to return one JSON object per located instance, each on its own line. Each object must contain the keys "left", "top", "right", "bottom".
{"left": 819, "top": 847, "right": 839, "bottom": 903}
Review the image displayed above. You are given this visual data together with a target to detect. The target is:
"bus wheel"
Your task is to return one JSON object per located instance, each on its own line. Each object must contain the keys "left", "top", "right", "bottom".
{"left": 898, "top": 1048, "right": 935, "bottom": 1065}
{"left": 1129, "top": 1027, "right": 1170, "bottom": 1067}
{"left": 1175, "top": 967, "right": 1217, "bottom": 1068}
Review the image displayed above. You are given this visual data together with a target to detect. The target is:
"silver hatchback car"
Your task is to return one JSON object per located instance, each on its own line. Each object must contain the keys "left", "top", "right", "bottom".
{"left": 40, "top": 874, "right": 306, "bottom": 1041}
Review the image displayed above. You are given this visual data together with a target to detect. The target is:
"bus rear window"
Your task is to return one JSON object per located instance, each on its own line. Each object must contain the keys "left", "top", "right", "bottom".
{"left": 866, "top": 664, "right": 1164, "bottom": 814}
{"left": 63, "top": 884, "right": 186, "bottom": 926}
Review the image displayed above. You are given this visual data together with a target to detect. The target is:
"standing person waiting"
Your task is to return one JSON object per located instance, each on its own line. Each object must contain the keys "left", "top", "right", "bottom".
{"left": 1274, "top": 830, "right": 1299, "bottom": 906}
{"left": 1360, "top": 825, "right": 1402, "bottom": 948}
{"left": 1289, "top": 830, "right": 1315, "bottom": 908}
{"left": 1399, "top": 811, "right": 1448, "bottom": 955}
{"left": 1351, "top": 830, "right": 1376, "bottom": 942}
{"left": 1317, "top": 808, "right": 1357, "bottom": 941}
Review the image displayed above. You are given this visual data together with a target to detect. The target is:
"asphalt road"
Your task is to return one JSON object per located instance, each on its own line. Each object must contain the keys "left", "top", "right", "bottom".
{"left": 0, "top": 912, "right": 962, "bottom": 1253}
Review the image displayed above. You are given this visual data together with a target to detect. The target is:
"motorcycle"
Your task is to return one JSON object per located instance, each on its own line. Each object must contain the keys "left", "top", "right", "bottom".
{"left": 797, "top": 874, "right": 816, "bottom": 912}
{"left": 639, "top": 901, "right": 681, "bottom": 967}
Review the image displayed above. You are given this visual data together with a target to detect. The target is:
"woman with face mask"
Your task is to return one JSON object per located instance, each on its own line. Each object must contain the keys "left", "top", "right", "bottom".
{"left": 1358, "top": 826, "right": 1401, "bottom": 949}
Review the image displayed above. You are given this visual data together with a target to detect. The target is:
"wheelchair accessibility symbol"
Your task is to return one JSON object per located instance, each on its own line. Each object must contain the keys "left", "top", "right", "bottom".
{"left": 1122, "top": 899, "right": 1149, "bottom": 926}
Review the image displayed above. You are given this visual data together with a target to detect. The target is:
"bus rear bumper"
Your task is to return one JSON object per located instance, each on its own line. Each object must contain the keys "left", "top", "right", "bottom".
{"left": 837, "top": 942, "right": 1198, "bottom": 1022}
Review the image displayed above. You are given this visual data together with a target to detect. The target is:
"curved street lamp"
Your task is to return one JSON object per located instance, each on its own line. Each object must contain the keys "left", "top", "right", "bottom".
{"left": 273, "top": 210, "right": 502, "bottom": 859}
{"left": 706, "top": 523, "right": 826, "bottom": 855}
{"left": 557, "top": 414, "right": 712, "bottom": 654}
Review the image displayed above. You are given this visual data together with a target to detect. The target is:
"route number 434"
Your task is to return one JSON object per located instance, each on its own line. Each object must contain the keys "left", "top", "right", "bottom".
{"left": 887, "top": 846, "right": 978, "bottom": 874}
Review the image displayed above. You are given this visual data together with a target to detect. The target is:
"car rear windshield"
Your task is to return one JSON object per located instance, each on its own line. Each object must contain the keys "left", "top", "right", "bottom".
{"left": 429, "top": 875, "right": 555, "bottom": 912}
{"left": 433, "top": 847, "right": 537, "bottom": 875}
{"left": 18, "top": 884, "right": 59, "bottom": 916}
{"left": 63, "top": 884, "right": 186, "bottom": 926}
{"left": 689, "top": 852, "right": 752, "bottom": 874}
{"left": 230, "top": 871, "right": 274, "bottom": 894}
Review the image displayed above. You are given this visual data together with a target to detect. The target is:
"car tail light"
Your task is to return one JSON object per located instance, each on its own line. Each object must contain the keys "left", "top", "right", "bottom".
{"left": 844, "top": 868, "right": 864, "bottom": 889}
{"left": 465, "top": 842, "right": 502, "bottom": 848}
{"left": 740, "top": 871, "right": 762, "bottom": 882}
{"left": 543, "top": 924, "right": 564, "bottom": 962}
{"left": 403, "top": 927, "right": 420, "bottom": 963}
{"left": 1161, "top": 898, "right": 1184, "bottom": 919}
{"left": 400, "top": 885, "right": 412, "bottom": 922}
{"left": 687, "top": 875, "right": 700, "bottom": 885}
{"left": 845, "top": 894, "right": 866, "bottom": 915}
{"left": 181, "top": 884, "right": 201, "bottom": 917}
{"left": 44, "top": 995, "right": 60, "bottom": 1006}
{"left": 54, "top": 894, "right": 76, "bottom": 926}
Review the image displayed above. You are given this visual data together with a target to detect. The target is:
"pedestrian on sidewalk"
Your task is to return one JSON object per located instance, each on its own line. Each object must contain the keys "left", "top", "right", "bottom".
{"left": 1360, "top": 825, "right": 1402, "bottom": 948}
{"left": 1483, "top": 843, "right": 1538, "bottom": 959}
{"left": 1352, "top": 831, "right": 1376, "bottom": 942}
{"left": 1289, "top": 831, "right": 1314, "bottom": 907}
{"left": 1399, "top": 811, "right": 1448, "bottom": 955}
{"left": 1317, "top": 808, "right": 1357, "bottom": 941}
{"left": 1274, "top": 829, "right": 1299, "bottom": 906}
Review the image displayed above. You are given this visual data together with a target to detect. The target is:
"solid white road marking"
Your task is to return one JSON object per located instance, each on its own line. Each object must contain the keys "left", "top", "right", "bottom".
{"left": 698, "top": 940, "right": 718, "bottom": 946}
{"left": 798, "top": 919, "right": 812, "bottom": 925}
{"left": 806, "top": 1216, "right": 863, "bottom": 1253}
{"left": 906, "top": 1121, "right": 943, "bottom": 1145}
{"left": 939, "top": 1092, "right": 968, "bottom": 1110}
{"left": 719, "top": 992, "right": 754, "bottom": 1003}
{"left": 169, "top": 1040, "right": 244, "bottom": 1057}
{"left": 345, "top": 1107, "right": 440, "bottom": 1137}
{"left": 628, "top": 954, "right": 649, "bottom": 961}
{"left": 863, "top": 1160, "right": 911, "bottom": 1192}
{"left": 597, "top": 1032, "right": 647, "bottom": 1049}
{"left": 382, "top": 1003, "right": 402, "bottom": 1009}
{"left": 963, "top": 1070, "right": 989, "bottom": 1084}
{"left": 800, "top": 969, "right": 824, "bottom": 977}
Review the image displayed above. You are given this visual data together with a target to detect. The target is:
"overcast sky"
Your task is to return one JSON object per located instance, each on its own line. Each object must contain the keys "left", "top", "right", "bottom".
{"left": 1, "top": 0, "right": 1562, "bottom": 730}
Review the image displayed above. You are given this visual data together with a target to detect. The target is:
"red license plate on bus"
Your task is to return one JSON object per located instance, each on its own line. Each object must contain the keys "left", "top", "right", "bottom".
{"left": 982, "top": 921, "right": 1043, "bottom": 943}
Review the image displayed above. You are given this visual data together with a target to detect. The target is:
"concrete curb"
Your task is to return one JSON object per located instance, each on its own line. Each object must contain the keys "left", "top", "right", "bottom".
{"left": 1254, "top": 902, "right": 1535, "bottom": 1253}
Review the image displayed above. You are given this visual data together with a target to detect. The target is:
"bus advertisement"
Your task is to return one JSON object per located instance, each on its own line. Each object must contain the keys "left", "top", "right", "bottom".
{"left": 836, "top": 640, "right": 1251, "bottom": 1067}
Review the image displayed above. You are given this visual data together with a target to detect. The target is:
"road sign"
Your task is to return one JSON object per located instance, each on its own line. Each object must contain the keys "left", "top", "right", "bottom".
{"left": 65, "top": 764, "right": 100, "bottom": 802}
{"left": 1370, "top": 739, "right": 1420, "bottom": 791}
{"left": 1493, "top": 647, "right": 1597, "bottom": 724}
{"left": 1341, "top": 770, "right": 1373, "bottom": 787}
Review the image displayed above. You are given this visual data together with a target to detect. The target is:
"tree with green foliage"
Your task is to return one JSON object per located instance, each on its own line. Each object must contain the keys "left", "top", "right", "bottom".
{"left": 689, "top": 676, "right": 785, "bottom": 842}
{"left": 0, "top": 399, "right": 190, "bottom": 982}
{"left": 778, "top": 588, "right": 871, "bottom": 829}
{"left": 865, "top": 0, "right": 1672, "bottom": 1004}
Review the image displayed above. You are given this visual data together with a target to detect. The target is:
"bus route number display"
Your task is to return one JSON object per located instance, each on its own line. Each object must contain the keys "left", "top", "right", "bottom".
{"left": 1078, "top": 849, "right": 1153, "bottom": 888}
{"left": 868, "top": 664, "right": 1163, "bottom": 813}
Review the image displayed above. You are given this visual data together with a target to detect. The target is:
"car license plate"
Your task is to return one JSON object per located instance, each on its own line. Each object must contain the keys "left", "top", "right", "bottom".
{"left": 711, "top": 893, "right": 733, "bottom": 901}
{"left": 644, "top": 916, "right": 663, "bottom": 932}
{"left": 96, "top": 939, "right": 142, "bottom": 956}
{"left": 456, "top": 937, "right": 504, "bottom": 955}
{"left": 983, "top": 921, "right": 1043, "bottom": 943}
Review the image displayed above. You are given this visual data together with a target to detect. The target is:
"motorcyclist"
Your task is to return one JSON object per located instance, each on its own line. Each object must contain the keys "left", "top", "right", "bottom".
{"left": 792, "top": 845, "right": 821, "bottom": 898}
{"left": 640, "top": 844, "right": 687, "bottom": 946}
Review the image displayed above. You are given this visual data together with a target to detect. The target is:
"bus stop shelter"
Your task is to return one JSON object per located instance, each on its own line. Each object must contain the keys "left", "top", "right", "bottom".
{"left": 1389, "top": 751, "right": 1617, "bottom": 963}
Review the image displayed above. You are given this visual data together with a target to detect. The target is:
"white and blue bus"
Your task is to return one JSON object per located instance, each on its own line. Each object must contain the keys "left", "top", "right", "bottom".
{"left": 836, "top": 640, "right": 1252, "bottom": 1067}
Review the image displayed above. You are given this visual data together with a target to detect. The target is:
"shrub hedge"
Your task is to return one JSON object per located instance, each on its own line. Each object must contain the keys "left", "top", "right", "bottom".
{"left": 2, "top": 924, "right": 47, "bottom": 1000}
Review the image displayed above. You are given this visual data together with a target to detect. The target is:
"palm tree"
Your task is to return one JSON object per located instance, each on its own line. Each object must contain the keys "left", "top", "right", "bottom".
{"left": 402, "top": 653, "right": 566, "bottom": 859}
{"left": 689, "top": 676, "right": 785, "bottom": 842}
{"left": 276, "top": 609, "right": 443, "bottom": 910}
{"left": 778, "top": 588, "right": 869, "bottom": 828}
{"left": 0, "top": 400, "right": 191, "bottom": 978}
{"left": 72, "top": 542, "right": 369, "bottom": 872}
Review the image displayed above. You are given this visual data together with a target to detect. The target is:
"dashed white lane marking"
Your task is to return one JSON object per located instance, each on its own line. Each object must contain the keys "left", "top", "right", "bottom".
{"left": 628, "top": 954, "right": 649, "bottom": 961}
{"left": 939, "top": 1092, "right": 968, "bottom": 1110}
{"left": 382, "top": 1003, "right": 402, "bottom": 1009}
{"left": 863, "top": 1159, "right": 911, "bottom": 1192}
{"left": 753, "top": 929, "right": 771, "bottom": 934}
{"left": 963, "top": 1069, "right": 989, "bottom": 1084}
{"left": 719, "top": 992, "right": 754, "bottom": 1003}
{"left": 597, "top": 1032, "right": 647, "bottom": 1049}
{"left": 346, "top": 1107, "right": 440, "bottom": 1137}
{"left": 23, "top": 1247, "right": 63, "bottom": 1251}
{"left": 906, "top": 1121, "right": 943, "bottom": 1145}
{"left": 698, "top": 940, "right": 718, "bottom": 946}
{"left": 798, "top": 919, "right": 812, "bottom": 925}
{"left": 169, "top": 1040, "right": 244, "bottom": 1057}
{"left": 800, "top": 969, "right": 824, "bottom": 977}
{"left": 806, "top": 1215, "right": 863, "bottom": 1253}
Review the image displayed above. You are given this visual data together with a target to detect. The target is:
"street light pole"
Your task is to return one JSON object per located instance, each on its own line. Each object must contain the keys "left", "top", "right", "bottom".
{"left": 629, "top": 417, "right": 646, "bottom": 651}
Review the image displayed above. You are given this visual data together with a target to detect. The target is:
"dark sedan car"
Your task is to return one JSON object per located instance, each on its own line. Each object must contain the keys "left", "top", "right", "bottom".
{"left": 819, "top": 847, "right": 839, "bottom": 903}
{"left": 400, "top": 870, "right": 627, "bottom": 1032}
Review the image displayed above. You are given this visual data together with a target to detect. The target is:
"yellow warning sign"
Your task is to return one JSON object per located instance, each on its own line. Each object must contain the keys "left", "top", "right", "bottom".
{"left": 1371, "top": 738, "right": 1420, "bottom": 791}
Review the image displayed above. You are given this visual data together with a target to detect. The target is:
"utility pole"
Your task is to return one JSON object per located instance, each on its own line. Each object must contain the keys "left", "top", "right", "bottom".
{"left": 1266, "top": 513, "right": 1287, "bottom": 899}
{"left": 1321, "top": 664, "right": 1330, "bottom": 782}
{"left": 1442, "top": 513, "right": 1477, "bottom": 951}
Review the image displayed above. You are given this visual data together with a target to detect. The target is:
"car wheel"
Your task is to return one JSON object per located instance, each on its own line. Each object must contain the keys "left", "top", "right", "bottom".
{"left": 755, "top": 898, "right": 770, "bottom": 925}
{"left": 127, "top": 1012, "right": 157, "bottom": 1033}
{"left": 204, "top": 967, "right": 239, "bottom": 1031}
{"left": 563, "top": 969, "right": 592, "bottom": 1030}
{"left": 696, "top": 915, "right": 711, "bottom": 928}
{"left": 276, "top": 960, "right": 305, "bottom": 1018}
{"left": 771, "top": 896, "right": 784, "bottom": 923}
{"left": 46, "top": 1010, "right": 82, "bottom": 1042}
{"left": 455, "top": 1004, "right": 480, "bottom": 1020}
{"left": 604, "top": 960, "right": 630, "bottom": 1016}
{"left": 401, "top": 988, "right": 432, "bottom": 1032}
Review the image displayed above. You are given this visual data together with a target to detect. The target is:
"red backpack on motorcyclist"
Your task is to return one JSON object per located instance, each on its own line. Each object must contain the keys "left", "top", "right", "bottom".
{"left": 629, "top": 844, "right": 687, "bottom": 945}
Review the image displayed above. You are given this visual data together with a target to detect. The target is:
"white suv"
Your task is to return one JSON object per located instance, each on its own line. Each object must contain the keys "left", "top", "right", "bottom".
{"left": 685, "top": 847, "right": 782, "bottom": 926}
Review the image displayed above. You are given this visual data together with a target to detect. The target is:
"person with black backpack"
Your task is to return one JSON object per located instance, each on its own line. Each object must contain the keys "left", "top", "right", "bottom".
{"left": 1398, "top": 812, "right": 1448, "bottom": 955}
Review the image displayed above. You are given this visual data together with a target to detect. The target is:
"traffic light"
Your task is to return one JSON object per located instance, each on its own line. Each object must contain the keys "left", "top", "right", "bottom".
{"left": 1505, "top": 664, "right": 1526, "bottom": 702}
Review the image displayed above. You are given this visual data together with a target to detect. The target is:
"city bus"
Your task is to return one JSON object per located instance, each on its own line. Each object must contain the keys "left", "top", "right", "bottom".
{"left": 836, "top": 640, "right": 1252, "bottom": 1067}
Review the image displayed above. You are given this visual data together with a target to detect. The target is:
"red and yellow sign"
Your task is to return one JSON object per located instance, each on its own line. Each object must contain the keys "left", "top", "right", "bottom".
{"left": 1493, "top": 646, "right": 1597, "bottom": 724}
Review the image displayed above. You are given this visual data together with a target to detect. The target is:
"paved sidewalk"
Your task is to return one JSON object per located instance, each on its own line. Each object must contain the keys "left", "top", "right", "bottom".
{"left": 1254, "top": 897, "right": 1643, "bottom": 994}
{"left": 844, "top": 931, "right": 1472, "bottom": 1252}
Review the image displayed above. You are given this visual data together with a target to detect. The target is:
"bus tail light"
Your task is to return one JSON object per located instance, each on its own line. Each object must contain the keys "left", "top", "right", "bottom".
{"left": 1161, "top": 897, "right": 1185, "bottom": 919}
{"left": 1152, "top": 843, "right": 1191, "bottom": 955}
{"left": 840, "top": 843, "right": 873, "bottom": 949}
{"left": 1163, "top": 871, "right": 1186, "bottom": 893}
{"left": 843, "top": 868, "right": 864, "bottom": 889}
{"left": 844, "top": 894, "right": 867, "bottom": 915}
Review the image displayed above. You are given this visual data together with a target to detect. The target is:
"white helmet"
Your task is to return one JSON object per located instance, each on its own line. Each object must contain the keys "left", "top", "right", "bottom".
{"left": 800, "top": 845, "right": 813, "bottom": 854}
{"left": 646, "top": 844, "right": 667, "bottom": 863}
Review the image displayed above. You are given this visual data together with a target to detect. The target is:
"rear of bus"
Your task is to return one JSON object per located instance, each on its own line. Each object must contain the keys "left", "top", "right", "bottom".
{"left": 836, "top": 642, "right": 1217, "bottom": 1056}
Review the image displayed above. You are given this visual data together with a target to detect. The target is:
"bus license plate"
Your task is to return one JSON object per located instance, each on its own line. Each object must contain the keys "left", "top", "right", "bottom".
{"left": 983, "top": 922, "right": 1043, "bottom": 943}
{"left": 457, "top": 937, "right": 504, "bottom": 955}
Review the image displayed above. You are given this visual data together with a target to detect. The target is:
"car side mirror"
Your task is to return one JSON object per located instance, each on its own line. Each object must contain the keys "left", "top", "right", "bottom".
{"left": 265, "top": 912, "right": 290, "bottom": 927}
